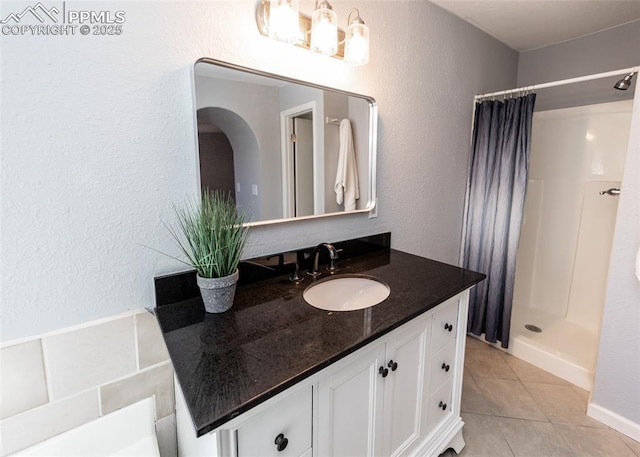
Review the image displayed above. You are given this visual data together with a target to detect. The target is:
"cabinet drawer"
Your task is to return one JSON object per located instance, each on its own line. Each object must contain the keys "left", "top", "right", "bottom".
{"left": 236, "top": 387, "right": 312, "bottom": 457}
{"left": 426, "top": 379, "right": 453, "bottom": 433}
{"left": 429, "top": 340, "right": 456, "bottom": 394}
{"left": 431, "top": 298, "right": 459, "bottom": 353}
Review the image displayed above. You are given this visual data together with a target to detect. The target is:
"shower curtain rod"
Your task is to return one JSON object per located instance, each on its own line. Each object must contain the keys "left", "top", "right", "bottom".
{"left": 474, "top": 66, "right": 640, "bottom": 101}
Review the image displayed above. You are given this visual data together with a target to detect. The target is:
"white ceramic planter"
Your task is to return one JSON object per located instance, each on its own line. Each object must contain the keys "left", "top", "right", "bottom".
{"left": 196, "top": 269, "right": 239, "bottom": 313}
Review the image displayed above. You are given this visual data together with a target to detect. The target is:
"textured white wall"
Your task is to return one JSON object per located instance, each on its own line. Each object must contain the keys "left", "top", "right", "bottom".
{"left": 0, "top": 1, "right": 517, "bottom": 341}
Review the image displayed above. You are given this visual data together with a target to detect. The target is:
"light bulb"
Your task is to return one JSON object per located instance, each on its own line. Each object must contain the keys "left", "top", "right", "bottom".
{"left": 310, "top": 1, "right": 337, "bottom": 56}
{"left": 345, "top": 21, "right": 369, "bottom": 65}
{"left": 269, "top": 0, "right": 300, "bottom": 44}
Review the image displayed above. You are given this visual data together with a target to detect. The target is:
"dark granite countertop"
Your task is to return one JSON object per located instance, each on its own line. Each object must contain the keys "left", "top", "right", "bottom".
{"left": 155, "top": 241, "right": 485, "bottom": 437}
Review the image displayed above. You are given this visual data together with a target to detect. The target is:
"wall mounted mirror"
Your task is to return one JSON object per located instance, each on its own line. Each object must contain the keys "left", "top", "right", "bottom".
{"left": 193, "top": 58, "right": 377, "bottom": 226}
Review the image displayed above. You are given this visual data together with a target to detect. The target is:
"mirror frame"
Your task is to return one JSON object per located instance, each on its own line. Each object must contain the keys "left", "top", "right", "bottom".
{"left": 192, "top": 57, "right": 378, "bottom": 227}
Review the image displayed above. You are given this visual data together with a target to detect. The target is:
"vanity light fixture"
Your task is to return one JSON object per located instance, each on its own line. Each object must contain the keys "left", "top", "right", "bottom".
{"left": 255, "top": 0, "right": 369, "bottom": 65}
{"left": 344, "top": 8, "right": 369, "bottom": 66}
{"left": 310, "top": 1, "right": 338, "bottom": 56}
{"left": 268, "top": 0, "right": 300, "bottom": 44}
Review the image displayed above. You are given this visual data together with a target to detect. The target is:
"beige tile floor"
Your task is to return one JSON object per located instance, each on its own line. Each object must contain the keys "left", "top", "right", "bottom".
{"left": 440, "top": 336, "right": 640, "bottom": 457}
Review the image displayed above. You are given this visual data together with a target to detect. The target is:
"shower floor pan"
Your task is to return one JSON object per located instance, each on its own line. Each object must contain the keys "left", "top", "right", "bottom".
{"left": 509, "top": 306, "right": 599, "bottom": 391}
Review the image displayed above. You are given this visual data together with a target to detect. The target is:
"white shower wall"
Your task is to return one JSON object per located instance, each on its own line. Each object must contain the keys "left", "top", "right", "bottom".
{"left": 511, "top": 99, "right": 632, "bottom": 388}
{"left": 566, "top": 179, "right": 622, "bottom": 333}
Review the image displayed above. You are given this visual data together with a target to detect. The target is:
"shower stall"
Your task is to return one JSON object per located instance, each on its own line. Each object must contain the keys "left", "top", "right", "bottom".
{"left": 510, "top": 98, "right": 633, "bottom": 391}
{"left": 468, "top": 68, "right": 637, "bottom": 392}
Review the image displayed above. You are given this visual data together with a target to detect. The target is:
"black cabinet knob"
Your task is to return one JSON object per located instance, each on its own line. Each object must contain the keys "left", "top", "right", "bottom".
{"left": 438, "top": 401, "right": 447, "bottom": 411}
{"left": 379, "top": 366, "right": 389, "bottom": 378}
{"left": 441, "top": 362, "right": 450, "bottom": 372}
{"left": 387, "top": 360, "right": 398, "bottom": 371}
{"left": 274, "top": 433, "right": 288, "bottom": 452}
{"left": 444, "top": 323, "right": 453, "bottom": 332}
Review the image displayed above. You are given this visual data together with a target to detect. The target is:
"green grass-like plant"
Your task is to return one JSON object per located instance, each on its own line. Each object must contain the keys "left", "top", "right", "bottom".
{"left": 165, "top": 191, "right": 249, "bottom": 279}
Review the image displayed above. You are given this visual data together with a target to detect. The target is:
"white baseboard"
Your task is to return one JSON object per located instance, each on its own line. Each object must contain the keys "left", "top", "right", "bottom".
{"left": 587, "top": 402, "right": 640, "bottom": 442}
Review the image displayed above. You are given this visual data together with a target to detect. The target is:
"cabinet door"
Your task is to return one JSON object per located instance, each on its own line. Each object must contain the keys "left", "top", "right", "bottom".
{"left": 382, "top": 316, "right": 428, "bottom": 457}
{"left": 317, "top": 343, "right": 386, "bottom": 457}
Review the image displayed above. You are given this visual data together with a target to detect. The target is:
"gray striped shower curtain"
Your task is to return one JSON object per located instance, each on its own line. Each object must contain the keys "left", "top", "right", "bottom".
{"left": 463, "top": 94, "right": 536, "bottom": 348}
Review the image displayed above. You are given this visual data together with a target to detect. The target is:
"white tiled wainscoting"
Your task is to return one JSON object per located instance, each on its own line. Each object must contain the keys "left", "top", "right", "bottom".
{"left": 0, "top": 310, "right": 176, "bottom": 457}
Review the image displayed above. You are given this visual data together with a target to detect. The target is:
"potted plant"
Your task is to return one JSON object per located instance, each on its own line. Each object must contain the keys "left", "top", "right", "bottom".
{"left": 164, "top": 190, "right": 249, "bottom": 313}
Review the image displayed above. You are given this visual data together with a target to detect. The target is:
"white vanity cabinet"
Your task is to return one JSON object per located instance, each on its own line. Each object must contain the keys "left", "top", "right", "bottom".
{"left": 316, "top": 341, "right": 387, "bottom": 457}
{"left": 315, "top": 313, "right": 430, "bottom": 457}
{"left": 381, "top": 315, "right": 430, "bottom": 457}
{"left": 176, "top": 383, "right": 314, "bottom": 457}
{"left": 316, "top": 293, "right": 465, "bottom": 457}
{"left": 425, "top": 297, "right": 460, "bottom": 437}
{"left": 176, "top": 291, "right": 470, "bottom": 457}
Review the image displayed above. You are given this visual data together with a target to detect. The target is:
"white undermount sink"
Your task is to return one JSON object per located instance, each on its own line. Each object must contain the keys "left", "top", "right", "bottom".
{"left": 303, "top": 274, "right": 391, "bottom": 312}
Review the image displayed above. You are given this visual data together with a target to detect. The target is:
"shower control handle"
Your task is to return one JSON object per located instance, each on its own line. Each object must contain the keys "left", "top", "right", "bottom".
{"left": 599, "top": 188, "right": 620, "bottom": 196}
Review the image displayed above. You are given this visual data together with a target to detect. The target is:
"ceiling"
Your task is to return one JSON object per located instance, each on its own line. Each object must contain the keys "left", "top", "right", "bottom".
{"left": 429, "top": 0, "right": 640, "bottom": 51}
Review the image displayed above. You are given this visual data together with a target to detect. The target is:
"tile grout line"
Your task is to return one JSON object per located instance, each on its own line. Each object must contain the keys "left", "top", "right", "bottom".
{"left": 463, "top": 372, "right": 551, "bottom": 424}
{"left": 465, "top": 344, "right": 519, "bottom": 381}
{"left": 551, "top": 420, "right": 640, "bottom": 457}
{"left": 497, "top": 424, "right": 518, "bottom": 457}
{"left": 39, "top": 337, "right": 55, "bottom": 403}
{"left": 463, "top": 410, "right": 554, "bottom": 424}
{"left": 133, "top": 313, "right": 141, "bottom": 372}
{"left": 0, "top": 309, "right": 142, "bottom": 350}
{"left": 464, "top": 366, "right": 561, "bottom": 457}
{"left": 549, "top": 420, "right": 579, "bottom": 456}
{"left": 462, "top": 337, "right": 640, "bottom": 457}
{"left": 624, "top": 438, "right": 640, "bottom": 457}
{"left": 519, "top": 377, "right": 553, "bottom": 424}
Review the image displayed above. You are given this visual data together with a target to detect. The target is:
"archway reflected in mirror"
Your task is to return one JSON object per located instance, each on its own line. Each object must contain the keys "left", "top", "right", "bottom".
{"left": 197, "top": 107, "right": 264, "bottom": 221}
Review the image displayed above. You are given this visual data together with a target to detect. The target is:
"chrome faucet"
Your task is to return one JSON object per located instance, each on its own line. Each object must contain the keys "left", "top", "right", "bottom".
{"left": 307, "top": 243, "right": 339, "bottom": 277}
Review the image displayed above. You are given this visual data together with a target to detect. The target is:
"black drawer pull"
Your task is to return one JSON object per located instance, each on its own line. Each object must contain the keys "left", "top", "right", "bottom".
{"left": 444, "top": 323, "right": 453, "bottom": 332}
{"left": 274, "top": 433, "right": 288, "bottom": 452}
{"left": 441, "top": 362, "right": 450, "bottom": 372}
{"left": 387, "top": 360, "right": 398, "bottom": 371}
{"left": 438, "top": 401, "right": 447, "bottom": 411}
{"left": 379, "top": 366, "right": 389, "bottom": 378}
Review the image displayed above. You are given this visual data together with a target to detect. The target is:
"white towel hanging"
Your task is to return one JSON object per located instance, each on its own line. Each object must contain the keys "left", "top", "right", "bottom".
{"left": 334, "top": 119, "right": 360, "bottom": 211}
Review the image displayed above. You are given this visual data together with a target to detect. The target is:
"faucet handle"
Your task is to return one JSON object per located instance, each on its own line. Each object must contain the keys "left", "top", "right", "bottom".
{"left": 308, "top": 242, "right": 341, "bottom": 277}
{"left": 327, "top": 248, "right": 343, "bottom": 272}
{"left": 288, "top": 261, "right": 304, "bottom": 283}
